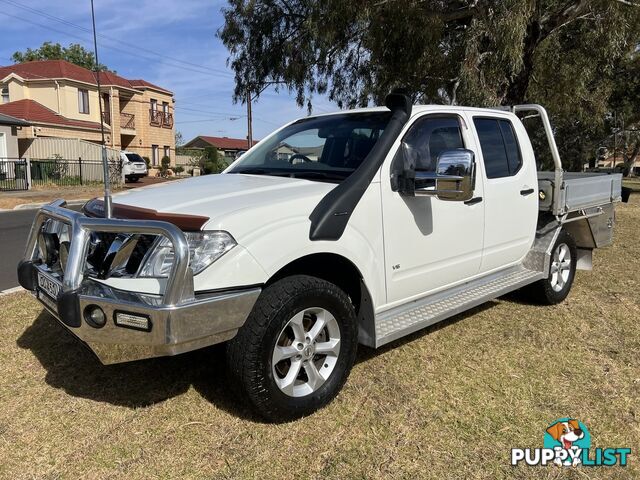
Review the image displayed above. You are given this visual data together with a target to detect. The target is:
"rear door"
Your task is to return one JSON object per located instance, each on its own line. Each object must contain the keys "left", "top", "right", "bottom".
{"left": 381, "top": 112, "right": 485, "bottom": 306}
{"left": 470, "top": 114, "right": 538, "bottom": 273}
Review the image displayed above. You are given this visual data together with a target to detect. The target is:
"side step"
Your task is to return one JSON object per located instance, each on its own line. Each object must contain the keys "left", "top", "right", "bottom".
{"left": 374, "top": 266, "right": 544, "bottom": 347}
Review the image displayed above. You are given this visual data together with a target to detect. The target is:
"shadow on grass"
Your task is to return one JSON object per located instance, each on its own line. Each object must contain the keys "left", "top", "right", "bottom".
{"left": 17, "top": 291, "right": 539, "bottom": 420}
{"left": 16, "top": 310, "right": 262, "bottom": 421}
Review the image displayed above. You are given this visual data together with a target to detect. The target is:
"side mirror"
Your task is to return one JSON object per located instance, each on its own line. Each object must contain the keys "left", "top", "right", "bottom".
{"left": 393, "top": 148, "right": 475, "bottom": 201}
{"left": 428, "top": 149, "right": 475, "bottom": 201}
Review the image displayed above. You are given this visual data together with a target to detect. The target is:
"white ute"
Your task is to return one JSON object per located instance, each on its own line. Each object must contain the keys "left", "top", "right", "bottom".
{"left": 18, "top": 93, "right": 625, "bottom": 421}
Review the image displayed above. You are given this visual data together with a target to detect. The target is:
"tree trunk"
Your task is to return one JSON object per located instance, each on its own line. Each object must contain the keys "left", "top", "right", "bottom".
{"left": 503, "top": 20, "right": 542, "bottom": 105}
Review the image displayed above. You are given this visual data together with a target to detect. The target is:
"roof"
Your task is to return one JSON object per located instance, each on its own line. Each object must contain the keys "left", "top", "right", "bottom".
{"left": 184, "top": 135, "right": 258, "bottom": 150}
{"left": 0, "top": 60, "right": 172, "bottom": 95}
{"left": 0, "top": 111, "right": 29, "bottom": 126}
{"left": 0, "top": 99, "right": 104, "bottom": 131}
{"left": 128, "top": 79, "right": 173, "bottom": 95}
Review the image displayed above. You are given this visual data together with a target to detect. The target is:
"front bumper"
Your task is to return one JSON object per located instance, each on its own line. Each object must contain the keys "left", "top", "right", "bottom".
{"left": 18, "top": 200, "right": 261, "bottom": 364}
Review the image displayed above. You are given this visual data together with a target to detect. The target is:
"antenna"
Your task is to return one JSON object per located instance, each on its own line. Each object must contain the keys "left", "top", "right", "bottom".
{"left": 90, "top": 0, "right": 112, "bottom": 218}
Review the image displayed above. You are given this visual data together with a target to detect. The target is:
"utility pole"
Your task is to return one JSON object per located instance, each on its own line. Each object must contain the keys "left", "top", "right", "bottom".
{"left": 246, "top": 92, "right": 253, "bottom": 150}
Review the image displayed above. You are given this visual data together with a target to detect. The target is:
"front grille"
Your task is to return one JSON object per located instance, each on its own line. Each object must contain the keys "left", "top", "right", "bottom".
{"left": 37, "top": 218, "right": 159, "bottom": 282}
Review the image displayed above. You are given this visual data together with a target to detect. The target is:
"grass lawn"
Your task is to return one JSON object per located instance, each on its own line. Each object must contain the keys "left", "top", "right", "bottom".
{"left": 0, "top": 196, "right": 639, "bottom": 479}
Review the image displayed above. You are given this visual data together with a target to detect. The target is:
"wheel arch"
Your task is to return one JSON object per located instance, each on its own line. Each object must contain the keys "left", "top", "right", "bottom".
{"left": 267, "top": 253, "right": 377, "bottom": 347}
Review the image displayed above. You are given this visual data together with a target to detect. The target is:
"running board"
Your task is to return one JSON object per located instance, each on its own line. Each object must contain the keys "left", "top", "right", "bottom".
{"left": 374, "top": 266, "right": 544, "bottom": 347}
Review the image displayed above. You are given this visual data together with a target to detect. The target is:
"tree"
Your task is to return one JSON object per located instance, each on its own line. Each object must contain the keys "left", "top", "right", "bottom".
{"left": 200, "top": 146, "right": 227, "bottom": 174}
{"left": 220, "top": 0, "right": 640, "bottom": 170}
{"left": 12, "top": 42, "right": 109, "bottom": 71}
{"left": 175, "top": 130, "right": 184, "bottom": 147}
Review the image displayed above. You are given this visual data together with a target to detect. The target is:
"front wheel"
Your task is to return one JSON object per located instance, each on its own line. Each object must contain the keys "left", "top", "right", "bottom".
{"left": 526, "top": 230, "right": 577, "bottom": 305}
{"left": 226, "top": 275, "right": 358, "bottom": 422}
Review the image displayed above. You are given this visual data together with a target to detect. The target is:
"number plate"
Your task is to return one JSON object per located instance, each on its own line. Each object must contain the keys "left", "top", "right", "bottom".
{"left": 37, "top": 271, "right": 61, "bottom": 313}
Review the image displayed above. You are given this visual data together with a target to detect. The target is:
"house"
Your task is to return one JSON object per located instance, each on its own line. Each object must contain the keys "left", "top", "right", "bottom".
{"left": 0, "top": 60, "right": 175, "bottom": 165}
{"left": 182, "top": 135, "right": 258, "bottom": 163}
{"left": 0, "top": 112, "right": 29, "bottom": 159}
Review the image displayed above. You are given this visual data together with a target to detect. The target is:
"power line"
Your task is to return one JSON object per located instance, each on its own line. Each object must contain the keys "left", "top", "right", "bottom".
{"left": 0, "top": 11, "right": 230, "bottom": 80}
{"left": 0, "top": 0, "right": 234, "bottom": 79}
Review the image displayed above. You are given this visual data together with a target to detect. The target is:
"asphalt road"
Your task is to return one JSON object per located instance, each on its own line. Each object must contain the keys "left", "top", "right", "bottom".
{"left": 0, "top": 205, "right": 81, "bottom": 292}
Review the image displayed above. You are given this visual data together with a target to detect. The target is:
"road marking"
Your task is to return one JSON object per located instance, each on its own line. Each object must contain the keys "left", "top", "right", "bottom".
{"left": 0, "top": 286, "right": 23, "bottom": 297}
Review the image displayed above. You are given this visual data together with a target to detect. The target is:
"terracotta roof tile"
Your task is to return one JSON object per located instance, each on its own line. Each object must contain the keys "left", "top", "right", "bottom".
{"left": 128, "top": 79, "right": 173, "bottom": 95}
{"left": 0, "top": 99, "right": 104, "bottom": 131}
{"left": 0, "top": 59, "right": 170, "bottom": 94}
{"left": 193, "top": 136, "right": 258, "bottom": 150}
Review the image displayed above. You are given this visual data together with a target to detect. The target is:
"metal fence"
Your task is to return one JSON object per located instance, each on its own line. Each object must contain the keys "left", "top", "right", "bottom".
{"left": 0, "top": 159, "right": 29, "bottom": 191}
{"left": 29, "top": 158, "right": 123, "bottom": 187}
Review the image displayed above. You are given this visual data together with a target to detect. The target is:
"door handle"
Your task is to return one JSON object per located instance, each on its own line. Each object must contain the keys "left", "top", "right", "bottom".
{"left": 464, "top": 196, "right": 483, "bottom": 205}
{"left": 520, "top": 188, "right": 534, "bottom": 196}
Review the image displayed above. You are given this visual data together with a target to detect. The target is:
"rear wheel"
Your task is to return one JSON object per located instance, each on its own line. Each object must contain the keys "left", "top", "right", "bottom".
{"left": 526, "top": 230, "right": 577, "bottom": 304}
{"left": 226, "top": 275, "right": 358, "bottom": 422}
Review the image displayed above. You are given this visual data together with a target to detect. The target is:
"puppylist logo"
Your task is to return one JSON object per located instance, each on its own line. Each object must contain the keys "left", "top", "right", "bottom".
{"left": 511, "top": 418, "right": 631, "bottom": 467}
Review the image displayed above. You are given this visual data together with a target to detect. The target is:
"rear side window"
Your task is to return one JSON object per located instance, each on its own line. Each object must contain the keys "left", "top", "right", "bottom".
{"left": 473, "top": 118, "right": 522, "bottom": 178}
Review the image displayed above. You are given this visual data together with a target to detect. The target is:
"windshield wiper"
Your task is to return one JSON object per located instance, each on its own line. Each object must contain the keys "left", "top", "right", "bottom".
{"left": 286, "top": 171, "right": 349, "bottom": 181}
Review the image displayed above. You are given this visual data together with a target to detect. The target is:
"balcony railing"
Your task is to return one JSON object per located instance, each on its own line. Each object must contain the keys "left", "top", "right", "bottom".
{"left": 149, "top": 109, "right": 174, "bottom": 129}
{"left": 150, "top": 109, "right": 162, "bottom": 126}
{"left": 161, "top": 112, "right": 174, "bottom": 129}
{"left": 120, "top": 112, "right": 135, "bottom": 131}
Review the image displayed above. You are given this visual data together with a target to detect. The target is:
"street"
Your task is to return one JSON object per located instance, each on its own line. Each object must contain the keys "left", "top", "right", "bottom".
{"left": 0, "top": 206, "right": 80, "bottom": 292}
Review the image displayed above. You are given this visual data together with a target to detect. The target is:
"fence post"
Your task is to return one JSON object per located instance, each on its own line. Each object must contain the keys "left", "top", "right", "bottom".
{"left": 25, "top": 158, "right": 32, "bottom": 190}
{"left": 78, "top": 157, "right": 83, "bottom": 186}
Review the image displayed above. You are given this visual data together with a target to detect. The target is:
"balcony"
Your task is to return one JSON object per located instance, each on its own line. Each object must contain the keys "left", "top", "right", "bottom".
{"left": 149, "top": 109, "right": 174, "bottom": 129}
{"left": 150, "top": 109, "right": 162, "bottom": 126}
{"left": 120, "top": 112, "right": 135, "bottom": 132}
{"left": 161, "top": 112, "right": 174, "bottom": 129}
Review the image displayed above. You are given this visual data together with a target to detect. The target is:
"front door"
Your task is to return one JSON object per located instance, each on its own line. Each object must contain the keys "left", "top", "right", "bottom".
{"left": 381, "top": 113, "right": 485, "bottom": 307}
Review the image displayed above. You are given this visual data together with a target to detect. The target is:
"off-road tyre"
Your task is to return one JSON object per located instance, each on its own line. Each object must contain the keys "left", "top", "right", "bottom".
{"left": 226, "top": 275, "right": 358, "bottom": 422}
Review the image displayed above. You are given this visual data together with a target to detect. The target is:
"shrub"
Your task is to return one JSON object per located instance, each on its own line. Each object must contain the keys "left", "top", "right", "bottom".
{"left": 142, "top": 156, "right": 151, "bottom": 168}
{"left": 200, "top": 146, "right": 226, "bottom": 174}
{"left": 160, "top": 156, "right": 171, "bottom": 171}
{"left": 173, "top": 165, "right": 184, "bottom": 174}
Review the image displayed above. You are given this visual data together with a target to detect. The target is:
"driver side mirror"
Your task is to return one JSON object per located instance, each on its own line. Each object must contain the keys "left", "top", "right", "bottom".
{"left": 393, "top": 148, "right": 475, "bottom": 201}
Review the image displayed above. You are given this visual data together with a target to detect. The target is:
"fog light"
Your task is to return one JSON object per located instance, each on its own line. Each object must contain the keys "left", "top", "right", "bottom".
{"left": 114, "top": 311, "right": 151, "bottom": 331}
{"left": 84, "top": 305, "right": 106, "bottom": 328}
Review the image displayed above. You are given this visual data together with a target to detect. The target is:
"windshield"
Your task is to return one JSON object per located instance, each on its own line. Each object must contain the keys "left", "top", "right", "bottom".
{"left": 125, "top": 153, "right": 145, "bottom": 164}
{"left": 227, "top": 112, "right": 391, "bottom": 182}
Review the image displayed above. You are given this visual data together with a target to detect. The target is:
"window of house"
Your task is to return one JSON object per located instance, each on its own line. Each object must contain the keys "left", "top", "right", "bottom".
{"left": 152, "top": 145, "right": 159, "bottom": 165}
{"left": 473, "top": 118, "right": 522, "bottom": 179}
{"left": 162, "top": 102, "right": 169, "bottom": 114}
{"left": 398, "top": 116, "right": 465, "bottom": 172}
{"left": 1, "top": 86, "right": 9, "bottom": 103}
{"left": 78, "top": 88, "right": 90, "bottom": 114}
{"left": 163, "top": 146, "right": 170, "bottom": 159}
{"left": 150, "top": 99, "right": 157, "bottom": 112}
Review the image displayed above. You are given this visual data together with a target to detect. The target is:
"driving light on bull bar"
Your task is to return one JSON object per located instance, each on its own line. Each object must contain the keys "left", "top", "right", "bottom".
{"left": 84, "top": 305, "right": 106, "bottom": 328}
{"left": 137, "top": 231, "right": 236, "bottom": 278}
{"left": 114, "top": 311, "right": 151, "bottom": 331}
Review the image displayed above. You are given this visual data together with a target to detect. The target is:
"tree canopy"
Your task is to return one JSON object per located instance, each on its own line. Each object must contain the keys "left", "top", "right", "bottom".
{"left": 220, "top": 0, "right": 640, "bottom": 171}
{"left": 12, "top": 42, "right": 109, "bottom": 72}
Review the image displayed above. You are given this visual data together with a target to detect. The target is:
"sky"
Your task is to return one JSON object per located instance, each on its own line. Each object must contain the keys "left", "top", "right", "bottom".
{"left": 0, "top": 0, "right": 338, "bottom": 143}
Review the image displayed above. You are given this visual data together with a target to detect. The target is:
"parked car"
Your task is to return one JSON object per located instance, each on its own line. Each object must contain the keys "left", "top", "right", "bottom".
{"left": 18, "top": 93, "right": 625, "bottom": 421}
{"left": 120, "top": 151, "right": 148, "bottom": 182}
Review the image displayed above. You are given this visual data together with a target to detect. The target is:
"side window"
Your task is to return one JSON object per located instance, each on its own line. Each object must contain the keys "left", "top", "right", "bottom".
{"left": 473, "top": 118, "right": 522, "bottom": 179}
{"left": 401, "top": 116, "right": 464, "bottom": 171}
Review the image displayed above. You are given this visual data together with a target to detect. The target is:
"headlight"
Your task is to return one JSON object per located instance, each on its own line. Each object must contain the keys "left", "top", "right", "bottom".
{"left": 138, "top": 231, "right": 236, "bottom": 278}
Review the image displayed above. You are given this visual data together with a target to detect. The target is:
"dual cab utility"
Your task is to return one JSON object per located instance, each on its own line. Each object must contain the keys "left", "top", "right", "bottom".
{"left": 18, "top": 93, "right": 624, "bottom": 421}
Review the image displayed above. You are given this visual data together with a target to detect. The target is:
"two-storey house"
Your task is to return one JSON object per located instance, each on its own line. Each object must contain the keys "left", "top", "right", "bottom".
{"left": 0, "top": 60, "right": 175, "bottom": 165}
